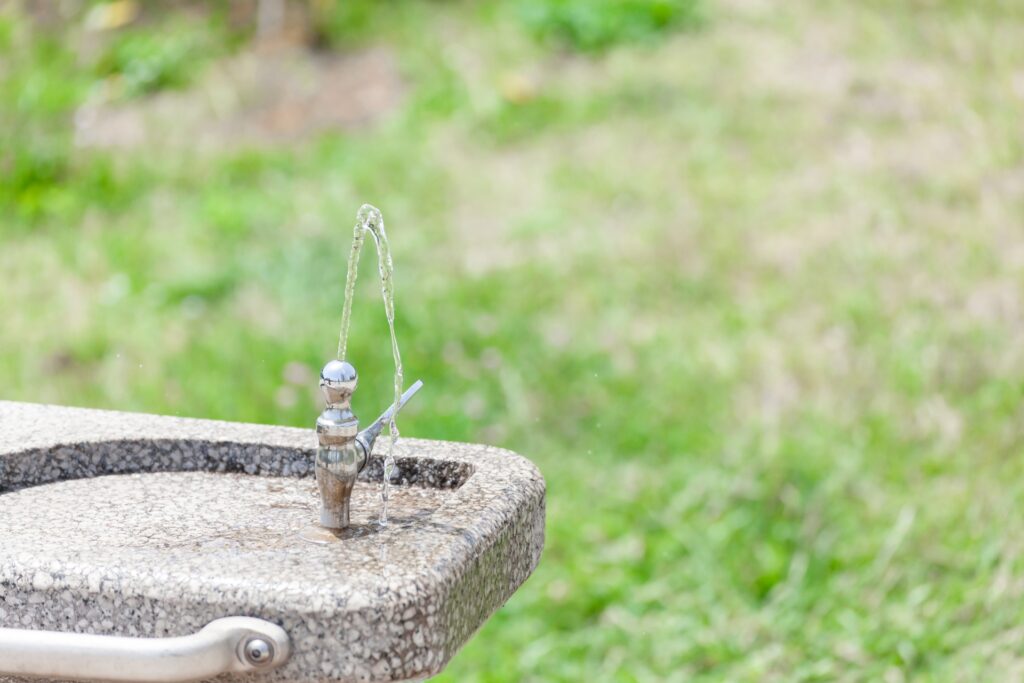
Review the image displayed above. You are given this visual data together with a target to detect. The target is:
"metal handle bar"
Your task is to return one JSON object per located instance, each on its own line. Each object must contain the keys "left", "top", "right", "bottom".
{"left": 0, "top": 617, "right": 290, "bottom": 682}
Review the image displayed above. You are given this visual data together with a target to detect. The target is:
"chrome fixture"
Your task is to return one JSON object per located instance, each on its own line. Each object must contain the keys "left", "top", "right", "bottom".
{"left": 0, "top": 617, "right": 290, "bottom": 683}
{"left": 315, "top": 359, "right": 423, "bottom": 529}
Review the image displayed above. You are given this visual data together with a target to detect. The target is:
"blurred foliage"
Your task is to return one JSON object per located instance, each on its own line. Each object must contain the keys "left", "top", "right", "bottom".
{"left": 95, "top": 26, "right": 211, "bottom": 97}
{"left": 91, "top": 3, "right": 242, "bottom": 99}
{"left": 1, "top": 17, "right": 101, "bottom": 223}
{"left": 3, "top": 0, "right": 1024, "bottom": 681}
{"left": 308, "top": 0, "right": 383, "bottom": 47}
{"left": 310, "top": 0, "right": 700, "bottom": 53}
{"left": 0, "top": 4, "right": 241, "bottom": 224}
{"left": 519, "top": 0, "right": 700, "bottom": 51}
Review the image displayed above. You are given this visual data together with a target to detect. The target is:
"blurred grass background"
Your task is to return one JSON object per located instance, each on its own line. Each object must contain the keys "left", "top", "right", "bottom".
{"left": 2, "top": 0, "right": 1024, "bottom": 680}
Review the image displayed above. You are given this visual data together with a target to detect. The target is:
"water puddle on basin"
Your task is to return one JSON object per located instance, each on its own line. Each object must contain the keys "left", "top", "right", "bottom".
{"left": 298, "top": 524, "right": 377, "bottom": 545}
{"left": 0, "top": 472, "right": 449, "bottom": 553}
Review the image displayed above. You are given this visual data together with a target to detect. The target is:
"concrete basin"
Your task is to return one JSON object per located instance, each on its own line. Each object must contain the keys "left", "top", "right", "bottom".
{"left": 0, "top": 401, "right": 545, "bottom": 682}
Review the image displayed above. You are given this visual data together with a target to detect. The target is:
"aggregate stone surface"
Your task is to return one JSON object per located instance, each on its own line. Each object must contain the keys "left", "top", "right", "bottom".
{"left": 0, "top": 401, "right": 545, "bottom": 683}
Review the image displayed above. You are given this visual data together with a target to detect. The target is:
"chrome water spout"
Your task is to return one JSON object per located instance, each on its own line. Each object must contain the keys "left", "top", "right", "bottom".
{"left": 315, "top": 360, "right": 423, "bottom": 529}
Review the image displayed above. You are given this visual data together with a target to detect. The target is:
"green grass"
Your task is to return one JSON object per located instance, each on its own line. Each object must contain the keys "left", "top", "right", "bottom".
{"left": 94, "top": 19, "right": 232, "bottom": 98}
{"left": 3, "top": 0, "right": 1024, "bottom": 680}
{"left": 519, "top": 0, "right": 701, "bottom": 51}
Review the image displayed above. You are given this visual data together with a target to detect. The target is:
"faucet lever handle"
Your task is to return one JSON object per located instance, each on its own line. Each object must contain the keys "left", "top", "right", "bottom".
{"left": 356, "top": 380, "right": 425, "bottom": 457}
{"left": 377, "top": 380, "right": 424, "bottom": 427}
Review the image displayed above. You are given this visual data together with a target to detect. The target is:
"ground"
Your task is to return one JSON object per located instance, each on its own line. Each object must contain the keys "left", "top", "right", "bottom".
{"left": 2, "top": 0, "right": 1024, "bottom": 680}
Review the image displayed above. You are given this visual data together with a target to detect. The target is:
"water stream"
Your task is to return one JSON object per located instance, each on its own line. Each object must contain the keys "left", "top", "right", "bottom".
{"left": 336, "top": 204, "right": 404, "bottom": 526}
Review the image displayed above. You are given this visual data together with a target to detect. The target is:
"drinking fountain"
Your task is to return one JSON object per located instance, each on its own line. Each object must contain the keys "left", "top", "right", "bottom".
{"left": 0, "top": 399, "right": 545, "bottom": 682}
{"left": 0, "top": 205, "right": 546, "bottom": 682}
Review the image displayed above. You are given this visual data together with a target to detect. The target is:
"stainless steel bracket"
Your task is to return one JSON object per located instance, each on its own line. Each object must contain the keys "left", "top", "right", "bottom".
{"left": 0, "top": 617, "right": 290, "bottom": 682}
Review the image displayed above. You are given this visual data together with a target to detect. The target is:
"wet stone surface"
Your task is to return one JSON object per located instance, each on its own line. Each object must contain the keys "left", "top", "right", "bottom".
{"left": 0, "top": 472, "right": 451, "bottom": 554}
{"left": 0, "top": 401, "right": 546, "bottom": 683}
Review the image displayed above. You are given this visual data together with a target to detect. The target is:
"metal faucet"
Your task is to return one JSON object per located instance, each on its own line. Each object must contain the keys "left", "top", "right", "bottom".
{"left": 315, "top": 360, "right": 423, "bottom": 529}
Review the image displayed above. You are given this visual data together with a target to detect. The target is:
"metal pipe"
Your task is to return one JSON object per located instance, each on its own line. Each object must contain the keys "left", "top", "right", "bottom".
{"left": 0, "top": 617, "right": 290, "bottom": 682}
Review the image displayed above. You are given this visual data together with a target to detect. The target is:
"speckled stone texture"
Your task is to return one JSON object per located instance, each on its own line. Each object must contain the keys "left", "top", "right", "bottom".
{"left": 0, "top": 401, "right": 545, "bottom": 683}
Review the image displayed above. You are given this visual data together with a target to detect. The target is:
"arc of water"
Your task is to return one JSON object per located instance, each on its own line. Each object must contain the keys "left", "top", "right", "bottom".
{"left": 336, "top": 204, "right": 404, "bottom": 525}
